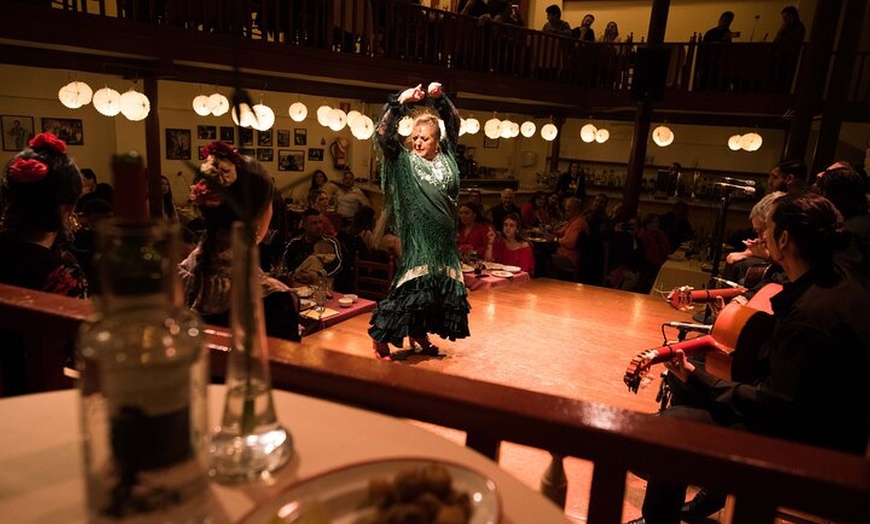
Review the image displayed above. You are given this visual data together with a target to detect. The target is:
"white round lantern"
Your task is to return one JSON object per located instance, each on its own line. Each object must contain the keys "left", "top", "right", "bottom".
{"left": 316, "top": 105, "right": 333, "bottom": 127}
{"left": 398, "top": 116, "right": 414, "bottom": 137}
{"left": 92, "top": 87, "right": 122, "bottom": 117}
{"left": 652, "top": 125, "right": 674, "bottom": 147}
{"left": 251, "top": 103, "right": 275, "bottom": 131}
{"left": 58, "top": 81, "right": 93, "bottom": 109}
{"left": 541, "top": 123, "right": 558, "bottom": 141}
{"left": 208, "top": 93, "right": 229, "bottom": 116}
{"left": 352, "top": 115, "right": 375, "bottom": 140}
{"left": 580, "top": 123, "right": 598, "bottom": 143}
{"left": 520, "top": 121, "right": 536, "bottom": 138}
{"left": 741, "top": 132, "right": 763, "bottom": 152}
{"left": 459, "top": 118, "right": 467, "bottom": 136}
{"left": 231, "top": 102, "right": 256, "bottom": 128}
{"left": 595, "top": 128, "right": 610, "bottom": 144}
{"left": 192, "top": 94, "right": 212, "bottom": 116}
{"left": 346, "top": 110, "right": 362, "bottom": 128}
{"left": 500, "top": 119, "right": 513, "bottom": 139}
{"left": 484, "top": 118, "right": 502, "bottom": 139}
{"left": 465, "top": 118, "right": 480, "bottom": 135}
{"left": 119, "top": 90, "right": 151, "bottom": 121}
{"left": 727, "top": 134, "right": 743, "bottom": 151}
{"left": 288, "top": 101, "right": 308, "bottom": 122}
{"left": 328, "top": 108, "right": 347, "bottom": 131}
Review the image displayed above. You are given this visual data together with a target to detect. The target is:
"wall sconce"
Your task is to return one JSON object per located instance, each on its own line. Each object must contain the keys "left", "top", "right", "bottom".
{"left": 540, "top": 123, "right": 558, "bottom": 141}
{"left": 93, "top": 86, "right": 122, "bottom": 117}
{"left": 580, "top": 123, "right": 597, "bottom": 143}
{"left": 289, "top": 101, "right": 308, "bottom": 122}
{"left": 58, "top": 81, "right": 93, "bottom": 109}
{"left": 119, "top": 89, "right": 151, "bottom": 121}
{"left": 520, "top": 121, "right": 536, "bottom": 138}
{"left": 652, "top": 125, "right": 674, "bottom": 147}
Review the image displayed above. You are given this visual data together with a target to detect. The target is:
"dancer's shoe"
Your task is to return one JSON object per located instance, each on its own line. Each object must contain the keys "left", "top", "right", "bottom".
{"left": 410, "top": 336, "right": 440, "bottom": 356}
{"left": 373, "top": 340, "right": 391, "bottom": 360}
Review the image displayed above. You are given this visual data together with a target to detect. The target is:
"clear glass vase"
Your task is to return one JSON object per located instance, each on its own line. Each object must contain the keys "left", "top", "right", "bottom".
{"left": 78, "top": 221, "right": 211, "bottom": 523}
{"left": 209, "top": 222, "right": 294, "bottom": 483}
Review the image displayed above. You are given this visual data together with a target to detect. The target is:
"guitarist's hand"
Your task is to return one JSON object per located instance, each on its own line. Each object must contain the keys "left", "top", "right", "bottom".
{"left": 664, "top": 350, "right": 695, "bottom": 383}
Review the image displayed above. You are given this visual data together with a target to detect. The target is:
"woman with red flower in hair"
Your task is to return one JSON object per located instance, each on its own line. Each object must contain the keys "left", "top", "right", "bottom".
{"left": 0, "top": 132, "right": 88, "bottom": 298}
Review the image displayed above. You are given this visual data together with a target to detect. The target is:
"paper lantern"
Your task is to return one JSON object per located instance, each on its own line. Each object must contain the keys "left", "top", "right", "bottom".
{"left": 580, "top": 124, "right": 598, "bottom": 143}
{"left": 398, "top": 116, "right": 414, "bottom": 137}
{"left": 92, "top": 87, "right": 122, "bottom": 117}
{"left": 208, "top": 93, "right": 229, "bottom": 116}
{"left": 192, "top": 94, "right": 212, "bottom": 116}
{"left": 316, "top": 105, "right": 333, "bottom": 127}
{"left": 328, "top": 108, "right": 347, "bottom": 131}
{"left": 231, "top": 102, "right": 256, "bottom": 128}
{"left": 741, "top": 132, "right": 763, "bottom": 151}
{"left": 352, "top": 116, "right": 374, "bottom": 140}
{"left": 288, "top": 101, "right": 308, "bottom": 122}
{"left": 119, "top": 90, "right": 151, "bottom": 121}
{"left": 251, "top": 103, "right": 275, "bottom": 131}
{"left": 484, "top": 118, "right": 502, "bottom": 139}
{"left": 520, "top": 121, "right": 536, "bottom": 138}
{"left": 652, "top": 125, "right": 674, "bottom": 147}
{"left": 58, "top": 81, "right": 93, "bottom": 109}
{"left": 541, "top": 123, "right": 558, "bottom": 141}
{"left": 459, "top": 118, "right": 467, "bottom": 136}
{"left": 500, "top": 119, "right": 514, "bottom": 139}
{"left": 595, "top": 128, "right": 610, "bottom": 144}
{"left": 465, "top": 118, "right": 480, "bottom": 135}
{"left": 346, "top": 110, "right": 362, "bottom": 128}
{"left": 727, "top": 134, "right": 743, "bottom": 151}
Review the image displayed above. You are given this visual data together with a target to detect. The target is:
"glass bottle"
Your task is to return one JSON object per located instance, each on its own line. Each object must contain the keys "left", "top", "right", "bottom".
{"left": 78, "top": 221, "right": 210, "bottom": 524}
{"left": 209, "top": 222, "right": 293, "bottom": 483}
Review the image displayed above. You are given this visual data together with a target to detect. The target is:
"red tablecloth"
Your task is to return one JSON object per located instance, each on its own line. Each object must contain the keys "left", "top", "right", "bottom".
{"left": 301, "top": 293, "right": 376, "bottom": 335}
{"left": 463, "top": 271, "right": 531, "bottom": 291}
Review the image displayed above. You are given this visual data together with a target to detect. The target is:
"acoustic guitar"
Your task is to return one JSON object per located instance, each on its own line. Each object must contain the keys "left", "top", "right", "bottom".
{"left": 624, "top": 283, "right": 781, "bottom": 393}
{"left": 667, "top": 286, "right": 748, "bottom": 311}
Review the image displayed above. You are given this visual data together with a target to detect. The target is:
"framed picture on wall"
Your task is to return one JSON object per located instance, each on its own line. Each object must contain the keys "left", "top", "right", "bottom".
{"left": 240, "top": 128, "right": 254, "bottom": 146}
{"left": 278, "top": 149, "right": 305, "bottom": 172}
{"left": 41, "top": 117, "right": 83, "bottom": 146}
{"left": 219, "top": 126, "right": 235, "bottom": 144}
{"left": 257, "top": 148, "right": 274, "bottom": 162}
{"left": 483, "top": 136, "right": 499, "bottom": 149}
{"left": 1, "top": 115, "right": 34, "bottom": 151}
{"left": 277, "top": 129, "right": 290, "bottom": 147}
{"left": 196, "top": 125, "right": 217, "bottom": 140}
{"left": 166, "top": 128, "right": 191, "bottom": 160}
{"left": 257, "top": 129, "right": 273, "bottom": 147}
{"left": 294, "top": 128, "right": 307, "bottom": 146}
{"left": 239, "top": 148, "right": 255, "bottom": 157}
{"left": 308, "top": 148, "right": 324, "bottom": 162}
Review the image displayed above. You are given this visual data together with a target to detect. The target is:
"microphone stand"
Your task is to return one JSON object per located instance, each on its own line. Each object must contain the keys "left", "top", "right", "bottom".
{"left": 702, "top": 185, "right": 735, "bottom": 323}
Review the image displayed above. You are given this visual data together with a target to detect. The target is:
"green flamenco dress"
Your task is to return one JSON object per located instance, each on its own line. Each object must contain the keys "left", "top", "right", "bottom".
{"left": 368, "top": 94, "right": 471, "bottom": 347}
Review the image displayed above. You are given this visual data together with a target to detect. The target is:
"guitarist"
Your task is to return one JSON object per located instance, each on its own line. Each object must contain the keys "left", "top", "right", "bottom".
{"left": 628, "top": 193, "right": 870, "bottom": 524}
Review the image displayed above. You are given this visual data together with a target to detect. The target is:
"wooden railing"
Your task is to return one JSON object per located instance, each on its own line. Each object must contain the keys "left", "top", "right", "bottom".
{"left": 25, "top": 0, "right": 807, "bottom": 97}
{"left": 0, "top": 282, "right": 867, "bottom": 523}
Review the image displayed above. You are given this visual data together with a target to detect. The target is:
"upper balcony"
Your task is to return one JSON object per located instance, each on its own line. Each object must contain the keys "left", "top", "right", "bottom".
{"left": 1, "top": 0, "right": 868, "bottom": 127}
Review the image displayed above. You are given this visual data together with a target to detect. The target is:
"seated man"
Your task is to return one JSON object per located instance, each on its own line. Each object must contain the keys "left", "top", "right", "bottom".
{"left": 488, "top": 188, "right": 519, "bottom": 233}
{"left": 551, "top": 197, "right": 588, "bottom": 278}
{"left": 628, "top": 193, "right": 870, "bottom": 524}
{"left": 282, "top": 209, "right": 343, "bottom": 285}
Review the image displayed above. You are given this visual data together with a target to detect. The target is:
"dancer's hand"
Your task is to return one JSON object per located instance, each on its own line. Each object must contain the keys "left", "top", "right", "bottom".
{"left": 399, "top": 84, "right": 425, "bottom": 104}
{"left": 427, "top": 82, "right": 443, "bottom": 98}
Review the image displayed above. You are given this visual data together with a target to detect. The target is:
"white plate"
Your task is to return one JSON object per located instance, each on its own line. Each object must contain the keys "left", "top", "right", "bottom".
{"left": 485, "top": 262, "right": 504, "bottom": 271}
{"left": 293, "top": 286, "right": 313, "bottom": 298}
{"left": 490, "top": 270, "right": 513, "bottom": 279}
{"left": 240, "top": 458, "right": 501, "bottom": 524}
{"left": 461, "top": 264, "right": 475, "bottom": 273}
{"left": 500, "top": 265, "right": 521, "bottom": 273}
{"left": 300, "top": 299, "right": 315, "bottom": 311}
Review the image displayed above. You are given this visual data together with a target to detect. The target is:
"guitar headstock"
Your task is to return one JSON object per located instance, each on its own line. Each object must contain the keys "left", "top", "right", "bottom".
{"left": 666, "top": 285, "right": 696, "bottom": 311}
{"left": 623, "top": 350, "right": 658, "bottom": 393}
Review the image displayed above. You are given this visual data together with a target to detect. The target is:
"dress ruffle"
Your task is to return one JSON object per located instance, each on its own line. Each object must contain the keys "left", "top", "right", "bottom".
{"left": 368, "top": 273, "right": 471, "bottom": 347}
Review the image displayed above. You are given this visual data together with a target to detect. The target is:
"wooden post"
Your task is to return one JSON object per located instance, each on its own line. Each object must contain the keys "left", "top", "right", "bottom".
{"left": 547, "top": 115, "right": 566, "bottom": 175}
{"left": 144, "top": 76, "right": 163, "bottom": 220}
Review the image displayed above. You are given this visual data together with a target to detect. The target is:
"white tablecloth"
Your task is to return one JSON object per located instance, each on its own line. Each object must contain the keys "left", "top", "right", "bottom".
{"left": 0, "top": 385, "right": 569, "bottom": 523}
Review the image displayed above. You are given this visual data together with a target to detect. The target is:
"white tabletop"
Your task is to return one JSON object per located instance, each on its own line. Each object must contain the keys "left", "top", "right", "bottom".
{"left": 0, "top": 385, "right": 569, "bottom": 523}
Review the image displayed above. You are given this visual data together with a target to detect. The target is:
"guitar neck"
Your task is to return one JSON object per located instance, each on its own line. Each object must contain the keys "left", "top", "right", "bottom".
{"left": 688, "top": 287, "right": 747, "bottom": 303}
{"left": 624, "top": 335, "right": 716, "bottom": 392}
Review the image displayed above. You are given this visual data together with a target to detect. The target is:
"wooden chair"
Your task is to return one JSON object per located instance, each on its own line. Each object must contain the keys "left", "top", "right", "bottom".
{"left": 353, "top": 250, "right": 394, "bottom": 301}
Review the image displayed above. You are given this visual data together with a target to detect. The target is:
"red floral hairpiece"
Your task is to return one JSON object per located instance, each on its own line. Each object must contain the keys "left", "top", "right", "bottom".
{"left": 28, "top": 132, "right": 67, "bottom": 155}
{"left": 203, "top": 141, "right": 242, "bottom": 166}
{"left": 189, "top": 179, "right": 223, "bottom": 208}
{"left": 8, "top": 157, "right": 49, "bottom": 184}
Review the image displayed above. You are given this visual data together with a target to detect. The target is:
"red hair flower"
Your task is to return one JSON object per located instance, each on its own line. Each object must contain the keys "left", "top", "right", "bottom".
{"left": 28, "top": 132, "right": 67, "bottom": 154}
{"left": 189, "top": 179, "right": 223, "bottom": 208}
{"left": 203, "top": 141, "right": 242, "bottom": 166}
{"left": 8, "top": 157, "right": 49, "bottom": 183}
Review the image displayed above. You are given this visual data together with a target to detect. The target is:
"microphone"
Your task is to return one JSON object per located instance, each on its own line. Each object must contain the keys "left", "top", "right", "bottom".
{"left": 714, "top": 182, "right": 756, "bottom": 195}
{"left": 722, "top": 176, "right": 756, "bottom": 186}
{"left": 713, "top": 277, "right": 742, "bottom": 288}
{"left": 665, "top": 321, "right": 713, "bottom": 334}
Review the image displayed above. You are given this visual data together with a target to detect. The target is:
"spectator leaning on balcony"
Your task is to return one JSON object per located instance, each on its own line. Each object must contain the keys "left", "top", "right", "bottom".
{"left": 772, "top": 5, "right": 806, "bottom": 92}
{"left": 573, "top": 14, "right": 595, "bottom": 42}
{"left": 601, "top": 21, "right": 620, "bottom": 43}
{"left": 542, "top": 4, "right": 572, "bottom": 36}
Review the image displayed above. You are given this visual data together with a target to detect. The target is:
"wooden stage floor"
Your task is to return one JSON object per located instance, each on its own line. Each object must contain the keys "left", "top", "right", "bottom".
{"left": 303, "top": 278, "right": 702, "bottom": 522}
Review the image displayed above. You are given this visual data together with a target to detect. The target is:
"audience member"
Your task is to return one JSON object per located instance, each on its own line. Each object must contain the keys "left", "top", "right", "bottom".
{"left": 630, "top": 193, "right": 870, "bottom": 524}
{"left": 573, "top": 13, "right": 595, "bottom": 42}
{"left": 601, "top": 21, "right": 620, "bottom": 43}
{"left": 659, "top": 200, "right": 695, "bottom": 253}
{"left": 494, "top": 2, "right": 523, "bottom": 26}
{"left": 547, "top": 190, "right": 565, "bottom": 225}
{"left": 460, "top": 0, "right": 489, "bottom": 18}
{"left": 305, "top": 169, "right": 332, "bottom": 206}
{"left": 485, "top": 213, "right": 534, "bottom": 275}
{"left": 552, "top": 197, "right": 588, "bottom": 278}
{"left": 179, "top": 142, "right": 300, "bottom": 341}
{"left": 72, "top": 198, "right": 114, "bottom": 286}
{"left": 542, "top": 4, "right": 571, "bottom": 36}
{"left": 556, "top": 161, "right": 586, "bottom": 201}
{"left": 75, "top": 168, "right": 114, "bottom": 212}
{"left": 704, "top": 11, "right": 735, "bottom": 43}
{"left": 333, "top": 170, "right": 371, "bottom": 224}
{"left": 772, "top": 5, "right": 806, "bottom": 92}
{"left": 282, "top": 208, "right": 343, "bottom": 285}
{"left": 457, "top": 201, "right": 494, "bottom": 259}
{"left": 0, "top": 132, "right": 87, "bottom": 298}
{"left": 311, "top": 189, "right": 338, "bottom": 236}
{"left": 636, "top": 212, "right": 670, "bottom": 292}
{"left": 697, "top": 11, "right": 736, "bottom": 90}
{"left": 579, "top": 193, "right": 611, "bottom": 284}
{"left": 812, "top": 163, "right": 870, "bottom": 275}
{"left": 724, "top": 191, "right": 785, "bottom": 284}
{"left": 159, "top": 175, "right": 177, "bottom": 221}
{"left": 489, "top": 188, "right": 520, "bottom": 232}
{"left": 520, "top": 191, "right": 550, "bottom": 229}
{"left": 768, "top": 158, "right": 807, "bottom": 194}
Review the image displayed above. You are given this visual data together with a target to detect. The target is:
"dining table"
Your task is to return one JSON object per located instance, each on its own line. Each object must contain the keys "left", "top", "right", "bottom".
{"left": 649, "top": 256, "right": 712, "bottom": 296}
{"left": 0, "top": 385, "right": 570, "bottom": 524}
{"left": 299, "top": 291, "right": 376, "bottom": 335}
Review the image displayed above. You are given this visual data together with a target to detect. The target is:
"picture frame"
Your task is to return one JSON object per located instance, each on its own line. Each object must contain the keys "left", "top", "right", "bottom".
{"left": 483, "top": 136, "right": 499, "bottom": 149}
{"left": 1, "top": 115, "right": 35, "bottom": 151}
{"left": 239, "top": 148, "right": 256, "bottom": 157}
{"left": 165, "top": 128, "right": 191, "bottom": 160}
{"left": 257, "top": 148, "right": 274, "bottom": 162}
{"left": 41, "top": 117, "right": 83, "bottom": 146}
{"left": 240, "top": 128, "right": 254, "bottom": 146}
{"left": 308, "top": 148, "right": 324, "bottom": 162}
{"left": 294, "top": 128, "right": 307, "bottom": 146}
{"left": 257, "top": 129, "right": 273, "bottom": 147}
{"left": 196, "top": 125, "right": 217, "bottom": 140}
{"left": 278, "top": 149, "right": 305, "bottom": 172}
{"left": 219, "top": 126, "right": 235, "bottom": 144}
{"left": 277, "top": 129, "right": 291, "bottom": 148}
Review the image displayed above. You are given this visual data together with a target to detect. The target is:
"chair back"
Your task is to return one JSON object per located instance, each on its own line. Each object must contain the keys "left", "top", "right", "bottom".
{"left": 353, "top": 250, "right": 395, "bottom": 300}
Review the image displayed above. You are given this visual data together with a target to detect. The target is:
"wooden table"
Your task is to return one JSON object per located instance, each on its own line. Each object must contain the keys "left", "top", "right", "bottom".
{"left": 0, "top": 386, "right": 569, "bottom": 523}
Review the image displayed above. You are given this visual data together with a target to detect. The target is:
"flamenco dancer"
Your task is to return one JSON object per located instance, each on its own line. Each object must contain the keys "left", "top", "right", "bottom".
{"left": 368, "top": 82, "right": 471, "bottom": 360}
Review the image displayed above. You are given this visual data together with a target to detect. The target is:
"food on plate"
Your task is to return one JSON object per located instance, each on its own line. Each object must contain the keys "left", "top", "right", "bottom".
{"left": 354, "top": 464, "right": 472, "bottom": 524}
